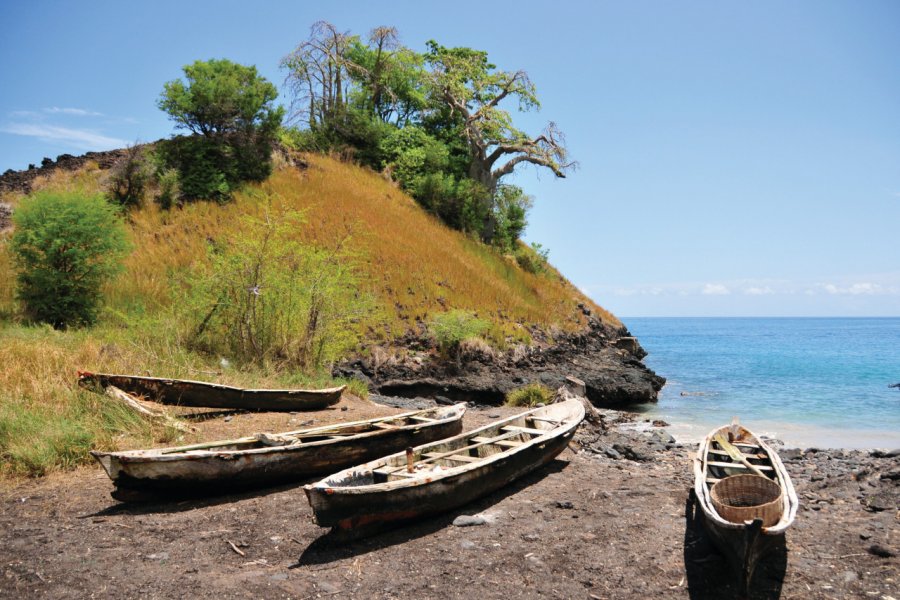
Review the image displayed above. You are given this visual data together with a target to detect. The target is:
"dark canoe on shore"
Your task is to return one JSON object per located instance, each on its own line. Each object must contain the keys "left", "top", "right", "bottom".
{"left": 91, "top": 404, "right": 467, "bottom": 501}
{"left": 692, "top": 419, "right": 799, "bottom": 596}
{"left": 304, "top": 399, "right": 586, "bottom": 538}
{"left": 77, "top": 371, "right": 345, "bottom": 411}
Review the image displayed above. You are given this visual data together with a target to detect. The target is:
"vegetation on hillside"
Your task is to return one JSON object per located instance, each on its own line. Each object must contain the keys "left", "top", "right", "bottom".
{"left": 0, "top": 154, "right": 612, "bottom": 477}
{"left": 0, "top": 22, "right": 617, "bottom": 478}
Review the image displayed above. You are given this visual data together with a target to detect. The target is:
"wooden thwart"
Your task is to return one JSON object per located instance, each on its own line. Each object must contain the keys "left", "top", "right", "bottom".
{"left": 708, "top": 448, "right": 767, "bottom": 460}
{"left": 424, "top": 452, "right": 480, "bottom": 463}
{"left": 502, "top": 425, "right": 546, "bottom": 436}
{"left": 374, "top": 429, "right": 535, "bottom": 477}
{"left": 707, "top": 460, "right": 773, "bottom": 473}
{"left": 713, "top": 433, "right": 768, "bottom": 477}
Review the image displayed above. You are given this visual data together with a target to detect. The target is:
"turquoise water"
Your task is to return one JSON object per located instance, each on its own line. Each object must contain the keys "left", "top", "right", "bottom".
{"left": 623, "top": 318, "right": 900, "bottom": 449}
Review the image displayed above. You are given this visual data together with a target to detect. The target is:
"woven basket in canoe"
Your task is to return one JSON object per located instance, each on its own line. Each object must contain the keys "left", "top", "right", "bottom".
{"left": 710, "top": 474, "right": 783, "bottom": 527}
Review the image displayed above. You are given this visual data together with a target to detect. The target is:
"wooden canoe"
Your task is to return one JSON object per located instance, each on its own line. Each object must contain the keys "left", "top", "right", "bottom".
{"left": 304, "top": 399, "right": 586, "bottom": 537}
{"left": 91, "top": 404, "right": 466, "bottom": 500}
{"left": 692, "top": 419, "right": 799, "bottom": 595}
{"left": 78, "top": 371, "right": 345, "bottom": 411}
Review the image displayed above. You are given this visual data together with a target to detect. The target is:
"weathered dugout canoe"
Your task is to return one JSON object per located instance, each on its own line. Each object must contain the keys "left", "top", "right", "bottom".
{"left": 304, "top": 399, "right": 585, "bottom": 537}
{"left": 78, "top": 371, "right": 345, "bottom": 411}
{"left": 692, "top": 420, "right": 799, "bottom": 596}
{"left": 91, "top": 404, "right": 466, "bottom": 500}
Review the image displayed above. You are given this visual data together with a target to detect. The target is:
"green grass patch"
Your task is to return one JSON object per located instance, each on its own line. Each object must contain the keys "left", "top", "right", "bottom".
{"left": 0, "top": 389, "right": 151, "bottom": 478}
{"left": 505, "top": 383, "right": 553, "bottom": 407}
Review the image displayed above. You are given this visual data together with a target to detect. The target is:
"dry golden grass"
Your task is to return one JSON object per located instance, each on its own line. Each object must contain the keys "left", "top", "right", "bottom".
{"left": 0, "top": 153, "right": 618, "bottom": 338}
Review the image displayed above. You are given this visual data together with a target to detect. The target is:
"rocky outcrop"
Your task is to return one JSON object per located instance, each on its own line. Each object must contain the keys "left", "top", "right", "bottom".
{"left": 334, "top": 313, "right": 665, "bottom": 408}
{"left": 0, "top": 148, "right": 133, "bottom": 196}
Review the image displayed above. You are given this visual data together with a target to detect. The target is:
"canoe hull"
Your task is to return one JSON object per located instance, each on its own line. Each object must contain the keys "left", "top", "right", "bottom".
{"left": 92, "top": 407, "right": 465, "bottom": 498}
{"left": 79, "top": 372, "right": 344, "bottom": 411}
{"left": 305, "top": 400, "right": 585, "bottom": 536}
{"left": 308, "top": 426, "right": 574, "bottom": 532}
{"left": 700, "top": 514, "right": 784, "bottom": 594}
{"left": 693, "top": 422, "right": 798, "bottom": 596}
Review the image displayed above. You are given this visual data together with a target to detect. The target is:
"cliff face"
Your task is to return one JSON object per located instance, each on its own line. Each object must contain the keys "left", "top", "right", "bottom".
{"left": 335, "top": 309, "right": 666, "bottom": 408}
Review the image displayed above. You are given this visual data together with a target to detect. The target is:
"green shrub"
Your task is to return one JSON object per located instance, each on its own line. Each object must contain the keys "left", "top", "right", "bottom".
{"left": 515, "top": 242, "right": 550, "bottom": 274}
{"left": 506, "top": 382, "right": 553, "bottom": 407}
{"left": 187, "top": 203, "right": 371, "bottom": 371}
{"left": 10, "top": 192, "right": 131, "bottom": 328}
{"left": 156, "top": 136, "right": 232, "bottom": 202}
{"left": 492, "top": 184, "right": 532, "bottom": 253}
{"left": 108, "top": 145, "right": 151, "bottom": 208}
{"left": 155, "top": 168, "right": 180, "bottom": 210}
{"left": 429, "top": 309, "right": 489, "bottom": 354}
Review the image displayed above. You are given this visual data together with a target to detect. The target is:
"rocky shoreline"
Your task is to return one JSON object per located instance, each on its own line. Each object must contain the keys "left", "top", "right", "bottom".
{"left": 336, "top": 313, "right": 666, "bottom": 408}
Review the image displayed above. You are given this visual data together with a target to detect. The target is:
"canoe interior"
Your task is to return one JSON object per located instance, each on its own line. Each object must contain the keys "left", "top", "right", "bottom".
{"left": 702, "top": 425, "right": 778, "bottom": 486}
{"left": 104, "top": 404, "right": 466, "bottom": 460}
{"left": 319, "top": 401, "right": 580, "bottom": 488}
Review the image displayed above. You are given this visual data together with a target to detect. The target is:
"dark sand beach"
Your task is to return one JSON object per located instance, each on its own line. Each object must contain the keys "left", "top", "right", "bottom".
{"left": 1, "top": 396, "right": 897, "bottom": 599}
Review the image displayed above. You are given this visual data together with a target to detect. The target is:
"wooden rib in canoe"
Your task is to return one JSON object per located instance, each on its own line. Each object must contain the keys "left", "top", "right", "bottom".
{"left": 90, "top": 404, "right": 466, "bottom": 500}
{"left": 692, "top": 419, "right": 799, "bottom": 596}
{"left": 78, "top": 371, "right": 345, "bottom": 411}
{"left": 304, "top": 399, "right": 586, "bottom": 538}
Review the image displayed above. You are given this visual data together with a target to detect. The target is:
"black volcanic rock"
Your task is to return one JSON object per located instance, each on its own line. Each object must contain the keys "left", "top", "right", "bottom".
{"left": 334, "top": 316, "right": 665, "bottom": 408}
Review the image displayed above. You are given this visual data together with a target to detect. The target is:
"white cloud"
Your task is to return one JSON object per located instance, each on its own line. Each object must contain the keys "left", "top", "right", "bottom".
{"left": 744, "top": 286, "right": 775, "bottom": 295}
{"left": 701, "top": 283, "right": 730, "bottom": 295}
{"left": 613, "top": 287, "right": 638, "bottom": 296}
{"left": 44, "top": 107, "right": 104, "bottom": 117}
{"left": 822, "top": 282, "right": 882, "bottom": 295}
{"left": 1, "top": 123, "right": 126, "bottom": 150}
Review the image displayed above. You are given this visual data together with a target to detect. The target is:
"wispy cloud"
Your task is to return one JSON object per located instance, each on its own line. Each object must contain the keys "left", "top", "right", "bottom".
{"left": 43, "top": 107, "right": 104, "bottom": 117}
{"left": 583, "top": 273, "right": 900, "bottom": 302}
{"left": 822, "top": 282, "right": 882, "bottom": 295}
{"left": 1, "top": 123, "right": 126, "bottom": 150}
{"left": 701, "top": 283, "right": 730, "bottom": 295}
{"left": 744, "top": 286, "right": 775, "bottom": 295}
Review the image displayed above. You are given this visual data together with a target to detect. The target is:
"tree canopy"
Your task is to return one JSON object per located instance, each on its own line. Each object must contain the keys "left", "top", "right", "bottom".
{"left": 158, "top": 59, "right": 283, "bottom": 138}
{"left": 280, "top": 23, "right": 573, "bottom": 248}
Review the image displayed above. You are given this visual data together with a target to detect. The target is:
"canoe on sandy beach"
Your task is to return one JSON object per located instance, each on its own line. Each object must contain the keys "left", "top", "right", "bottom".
{"left": 692, "top": 419, "right": 799, "bottom": 595}
{"left": 91, "top": 404, "right": 467, "bottom": 500}
{"left": 304, "top": 399, "right": 585, "bottom": 537}
{"left": 78, "top": 371, "right": 345, "bottom": 411}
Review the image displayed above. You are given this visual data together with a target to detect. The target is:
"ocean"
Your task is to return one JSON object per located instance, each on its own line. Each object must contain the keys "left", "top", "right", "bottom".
{"left": 622, "top": 317, "right": 900, "bottom": 449}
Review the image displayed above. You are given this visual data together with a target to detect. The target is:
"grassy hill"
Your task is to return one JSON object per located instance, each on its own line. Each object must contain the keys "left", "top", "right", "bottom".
{"left": 0, "top": 151, "right": 617, "bottom": 477}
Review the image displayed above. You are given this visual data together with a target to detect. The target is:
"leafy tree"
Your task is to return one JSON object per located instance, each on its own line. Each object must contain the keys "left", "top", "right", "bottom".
{"left": 345, "top": 27, "right": 427, "bottom": 127}
{"left": 425, "top": 42, "right": 574, "bottom": 193}
{"left": 158, "top": 59, "right": 283, "bottom": 139}
{"left": 10, "top": 192, "right": 130, "bottom": 328}
{"left": 158, "top": 59, "right": 284, "bottom": 201}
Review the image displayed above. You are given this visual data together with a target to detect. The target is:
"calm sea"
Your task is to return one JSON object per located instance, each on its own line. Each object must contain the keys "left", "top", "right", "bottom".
{"left": 623, "top": 317, "right": 900, "bottom": 449}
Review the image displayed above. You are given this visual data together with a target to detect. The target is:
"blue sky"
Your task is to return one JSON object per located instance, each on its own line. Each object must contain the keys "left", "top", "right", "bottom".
{"left": 1, "top": 1, "right": 898, "bottom": 316}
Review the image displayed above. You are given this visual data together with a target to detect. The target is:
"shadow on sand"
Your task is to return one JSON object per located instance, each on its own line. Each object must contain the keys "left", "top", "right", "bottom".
{"left": 293, "top": 458, "right": 570, "bottom": 567}
{"left": 683, "top": 489, "right": 787, "bottom": 600}
{"left": 81, "top": 478, "right": 312, "bottom": 518}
